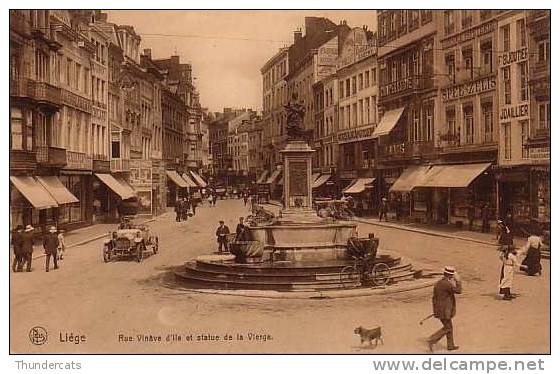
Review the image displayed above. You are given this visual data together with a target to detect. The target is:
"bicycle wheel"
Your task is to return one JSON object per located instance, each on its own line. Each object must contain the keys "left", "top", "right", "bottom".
{"left": 339, "top": 265, "right": 360, "bottom": 289}
{"left": 371, "top": 263, "right": 391, "bottom": 286}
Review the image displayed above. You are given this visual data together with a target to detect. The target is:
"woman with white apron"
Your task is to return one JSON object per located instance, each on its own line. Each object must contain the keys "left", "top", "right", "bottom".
{"left": 499, "top": 247, "right": 526, "bottom": 300}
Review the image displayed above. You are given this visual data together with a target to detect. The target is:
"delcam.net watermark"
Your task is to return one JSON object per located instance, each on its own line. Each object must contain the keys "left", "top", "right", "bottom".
{"left": 372, "top": 358, "right": 545, "bottom": 372}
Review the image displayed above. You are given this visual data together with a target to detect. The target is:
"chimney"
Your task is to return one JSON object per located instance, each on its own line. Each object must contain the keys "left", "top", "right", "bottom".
{"left": 143, "top": 49, "right": 152, "bottom": 59}
{"left": 171, "top": 55, "right": 180, "bottom": 65}
{"left": 294, "top": 29, "right": 303, "bottom": 43}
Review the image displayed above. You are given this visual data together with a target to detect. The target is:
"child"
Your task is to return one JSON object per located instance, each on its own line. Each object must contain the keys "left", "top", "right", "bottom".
{"left": 57, "top": 229, "right": 66, "bottom": 260}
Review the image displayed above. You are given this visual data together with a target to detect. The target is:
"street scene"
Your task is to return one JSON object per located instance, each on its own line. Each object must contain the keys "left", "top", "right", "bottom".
{"left": 9, "top": 198, "right": 551, "bottom": 353}
{"left": 9, "top": 10, "right": 550, "bottom": 355}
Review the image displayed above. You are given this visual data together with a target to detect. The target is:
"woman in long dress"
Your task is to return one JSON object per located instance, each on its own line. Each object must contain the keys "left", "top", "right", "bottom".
{"left": 499, "top": 247, "right": 527, "bottom": 300}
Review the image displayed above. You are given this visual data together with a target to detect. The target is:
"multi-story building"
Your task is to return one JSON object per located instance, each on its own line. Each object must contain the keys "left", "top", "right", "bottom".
{"left": 260, "top": 47, "right": 289, "bottom": 172}
{"left": 375, "top": 10, "right": 440, "bottom": 223}
{"left": 335, "top": 27, "right": 378, "bottom": 212}
{"left": 430, "top": 10, "right": 501, "bottom": 228}
{"left": 227, "top": 110, "right": 256, "bottom": 184}
{"left": 51, "top": 10, "right": 97, "bottom": 228}
{"left": 247, "top": 117, "right": 264, "bottom": 179}
{"left": 525, "top": 10, "right": 550, "bottom": 227}
{"left": 496, "top": 10, "right": 550, "bottom": 229}
{"left": 152, "top": 55, "right": 203, "bottom": 171}
{"left": 10, "top": 10, "right": 67, "bottom": 231}
{"left": 209, "top": 113, "right": 230, "bottom": 184}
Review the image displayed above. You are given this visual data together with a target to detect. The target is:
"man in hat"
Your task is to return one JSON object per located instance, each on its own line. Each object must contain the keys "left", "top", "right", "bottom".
{"left": 215, "top": 220, "right": 230, "bottom": 253}
{"left": 428, "top": 266, "right": 462, "bottom": 352}
{"left": 11, "top": 225, "right": 24, "bottom": 272}
{"left": 43, "top": 226, "right": 59, "bottom": 272}
{"left": 20, "top": 225, "right": 35, "bottom": 272}
{"left": 235, "top": 217, "right": 250, "bottom": 242}
{"left": 379, "top": 197, "right": 389, "bottom": 222}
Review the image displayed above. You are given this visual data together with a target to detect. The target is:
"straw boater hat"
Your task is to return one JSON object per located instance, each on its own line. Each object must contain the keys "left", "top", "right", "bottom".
{"left": 24, "top": 225, "right": 34, "bottom": 232}
{"left": 443, "top": 266, "right": 455, "bottom": 276}
{"left": 49, "top": 226, "right": 57, "bottom": 233}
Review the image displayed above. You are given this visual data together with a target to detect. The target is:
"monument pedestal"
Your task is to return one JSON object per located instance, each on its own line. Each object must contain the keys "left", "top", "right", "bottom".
{"left": 246, "top": 140, "right": 358, "bottom": 262}
{"left": 278, "top": 141, "right": 322, "bottom": 223}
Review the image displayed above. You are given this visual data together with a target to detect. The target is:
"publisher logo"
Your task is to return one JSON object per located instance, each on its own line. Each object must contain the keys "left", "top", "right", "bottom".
{"left": 29, "top": 326, "right": 48, "bottom": 345}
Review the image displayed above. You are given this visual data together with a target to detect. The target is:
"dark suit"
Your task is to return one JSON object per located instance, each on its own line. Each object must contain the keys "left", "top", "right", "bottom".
{"left": 21, "top": 230, "right": 34, "bottom": 272}
{"left": 11, "top": 230, "right": 23, "bottom": 272}
{"left": 235, "top": 223, "right": 250, "bottom": 242}
{"left": 429, "top": 276, "right": 462, "bottom": 349}
{"left": 216, "top": 225, "right": 230, "bottom": 252}
{"left": 43, "top": 232, "right": 59, "bottom": 272}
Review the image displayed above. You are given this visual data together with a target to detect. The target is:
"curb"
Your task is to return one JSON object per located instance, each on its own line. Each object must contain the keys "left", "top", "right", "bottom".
{"left": 354, "top": 218, "right": 500, "bottom": 247}
{"left": 173, "top": 277, "right": 438, "bottom": 300}
{"left": 31, "top": 217, "right": 157, "bottom": 260}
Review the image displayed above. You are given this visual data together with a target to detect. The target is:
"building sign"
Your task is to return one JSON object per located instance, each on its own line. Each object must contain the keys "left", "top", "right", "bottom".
{"left": 136, "top": 190, "right": 152, "bottom": 215}
{"left": 130, "top": 160, "right": 153, "bottom": 188}
{"left": 441, "top": 20, "right": 497, "bottom": 49}
{"left": 499, "top": 103, "right": 529, "bottom": 121}
{"left": 498, "top": 47, "right": 528, "bottom": 67}
{"left": 380, "top": 76, "right": 423, "bottom": 98}
{"left": 338, "top": 28, "right": 376, "bottom": 70}
{"left": 317, "top": 37, "right": 338, "bottom": 80}
{"left": 441, "top": 76, "right": 496, "bottom": 102}
{"left": 529, "top": 147, "right": 550, "bottom": 160}
{"left": 337, "top": 125, "right": 377, "bottom": 144}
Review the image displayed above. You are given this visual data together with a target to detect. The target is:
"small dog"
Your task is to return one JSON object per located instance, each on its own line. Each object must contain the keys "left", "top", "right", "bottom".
{"left": 354, "top": 326, "right": 383, "bottom": 347}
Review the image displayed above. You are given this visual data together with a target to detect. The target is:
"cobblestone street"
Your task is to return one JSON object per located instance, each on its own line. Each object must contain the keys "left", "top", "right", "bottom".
{"left": 10, "top": 199, "right": 550, "bottom": 354}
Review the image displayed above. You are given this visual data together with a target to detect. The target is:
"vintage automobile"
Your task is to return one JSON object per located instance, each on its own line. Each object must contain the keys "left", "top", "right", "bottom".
{"left": 103, "top": 223, "right": 159, "bottom": 263}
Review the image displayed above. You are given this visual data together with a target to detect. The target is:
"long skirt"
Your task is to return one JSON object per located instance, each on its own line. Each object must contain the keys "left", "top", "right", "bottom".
{"left": 499, "top": 263, "right": 514, "bottom": 292}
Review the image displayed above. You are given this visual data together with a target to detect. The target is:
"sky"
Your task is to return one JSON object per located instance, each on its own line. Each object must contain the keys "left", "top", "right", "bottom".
{"left": 106, "top": 10, "right": 376, "bottom": 113}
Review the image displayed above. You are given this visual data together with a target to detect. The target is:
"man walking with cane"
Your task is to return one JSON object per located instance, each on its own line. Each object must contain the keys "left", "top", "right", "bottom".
{"left": 427, "top": 266, "right": 462, "bottom": 352}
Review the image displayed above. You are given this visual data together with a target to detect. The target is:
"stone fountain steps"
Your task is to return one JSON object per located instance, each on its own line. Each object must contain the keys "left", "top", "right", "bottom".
{"left": 175, "top": 259, "right": 420, "bottom": 291}
{"left": 195, "top": 256, "right": 401, "bottom": 275}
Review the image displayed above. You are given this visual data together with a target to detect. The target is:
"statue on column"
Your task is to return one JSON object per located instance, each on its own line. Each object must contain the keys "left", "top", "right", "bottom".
{"left": 284, "top": 93, "right": 313, "bottom": 141}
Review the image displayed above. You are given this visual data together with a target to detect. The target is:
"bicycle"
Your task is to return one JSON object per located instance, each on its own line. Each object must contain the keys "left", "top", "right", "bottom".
{"left": 339, "top": 255, "right": 391, "bottom": 289}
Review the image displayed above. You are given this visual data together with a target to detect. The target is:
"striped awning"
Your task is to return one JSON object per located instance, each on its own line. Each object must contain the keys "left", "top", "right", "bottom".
{"left": 95, "top": 174, "right": 135, "bottom": 199}
{"left": 266, "top": 169, "right": 282, "bottom": 184}
{"left": 343, "top": 178, "right": 375, "bottom": 194}
{"left": 189, "top": 170, "right": 207, "bottom": 188}
{"left": 166, "top": 170, "right": 189, "bottom": 188}
{"left": 182, "top": 173, "right": 199, "bottom": 188}
{"left": 312, "top": 174, "right": 332, "bottom": 189}
{"left": 36, "top": 176, "right": 79, "bottom": 204}
{"left": 10, "top": 176, "right": 59, "bottom": 209}
{"left": 256, "top": 170, "right": 269, "bottom": 184}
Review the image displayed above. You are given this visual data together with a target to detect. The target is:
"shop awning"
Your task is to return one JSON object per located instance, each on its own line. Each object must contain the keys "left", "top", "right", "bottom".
{"left": 311, "top": 173, "right": 320, "bottom": 182}
{"left": 36, "top": 176, "right": 79, "bottom": 204}
{"left": 95, "top": 173, "right": 135, "bottom": 199}
{"left": 115, "top": 177, "right": 137, "bottom": 197}
{"left": 389, "top": 166, "right": 432, "bottom": 192}
{"left": 10, "top": 176, "right": 59, "bottom": 209}
{"left": 165, "top": 170, "right": 189, "bottom": 188}
{"left": 418, "top": 163, "right": 492, "bottom": 188}
{"left": 256, "top": 170, "right": 269, "bottom": 184}
{"left": 189, "top": 170, "right": 207, "bottom": 188}
{"left": 182, "top": 173, "right": 199, "bottom": 188}
{"left": 373, "top": 107, "right": 405, "bottom": 138}
{"left": 266, "top": 169, "right": 282, "bottom": 184}
{"left": 312, "top": 174, "right": 332, "bottom": 189}
{"left": 343, "top": 178, "right": 375, "bottom": 194}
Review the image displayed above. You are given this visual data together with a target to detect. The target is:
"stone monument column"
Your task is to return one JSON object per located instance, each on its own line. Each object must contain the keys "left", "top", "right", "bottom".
{"left": 279, "top": 141, "right": 317, "bottom": 222}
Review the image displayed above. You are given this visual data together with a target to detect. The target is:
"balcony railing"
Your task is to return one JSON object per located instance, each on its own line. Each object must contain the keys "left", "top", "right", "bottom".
{"left": 379, "top": 75, "right": 432, "bottom": 99}
{"left": 10, "top": 149, "right": 37, "bottom": 170}
{"left": 111, "top": 158, "right": 130, "bottom": 172}
{"left": 534, "top": 127, "right": 550, "bottom": 138}
{"left": 36, "top": 145, "right": 67, "bottom": 167}
{"left": 65, "top": 151, "right": 92, "bottom": 170}
{"left": 31, "top": 81, "right": 62, "bottom": 107}
{"left": 92, "top": 156, "right": 110, "bottom": 173}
